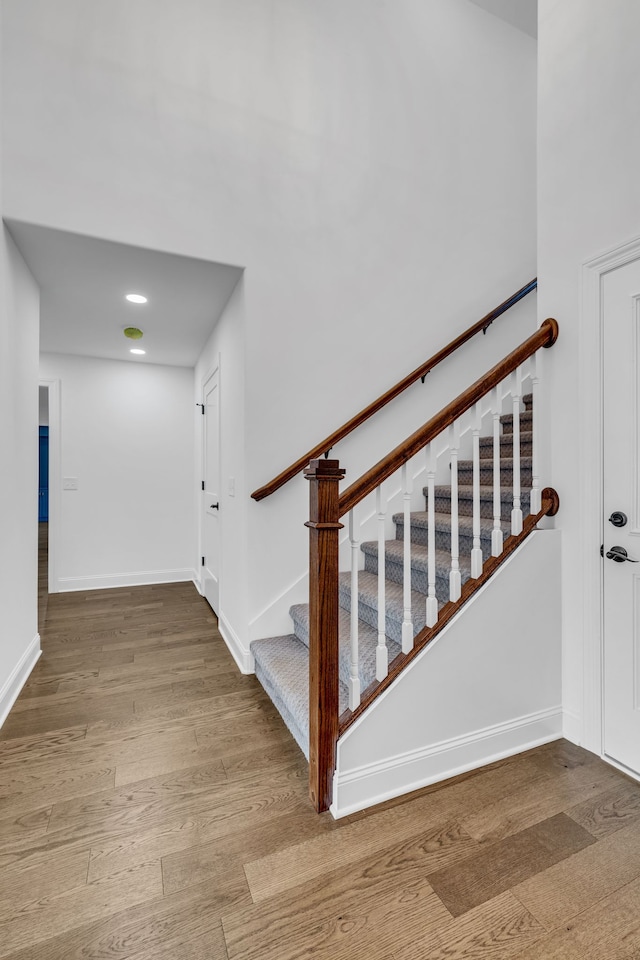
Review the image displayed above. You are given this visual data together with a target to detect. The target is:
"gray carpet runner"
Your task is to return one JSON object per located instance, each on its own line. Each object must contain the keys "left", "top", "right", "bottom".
{"left": 251, "top": 395, "right": 534, "bottom": 759}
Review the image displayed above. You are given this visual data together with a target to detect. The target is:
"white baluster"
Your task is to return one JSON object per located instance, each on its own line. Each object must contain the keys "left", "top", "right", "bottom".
{"left": 348, "top": 509, "right": 360, "bottom": 710}
{"left": 449, "top": 422, "right": 461, "bottom": 602}
{"left": 471, "top": 401, "right": 483, "bottom": 578}
{"left": 425, "top": 442, "right": 438, "bottom": 627}
{"left": 491, "top": 386, "right": 504, "bottom": 557}
{"left": 511, "top": 367, "right": 523, "bottom": 535}
{"left": 401, "top": 463, "right": 413, "bottom": 653}
{"left": 376, "top": 485, "right": 388, "bottom": 680}
{"left": 529, "top": 354, "right": 541, "bottom": 515}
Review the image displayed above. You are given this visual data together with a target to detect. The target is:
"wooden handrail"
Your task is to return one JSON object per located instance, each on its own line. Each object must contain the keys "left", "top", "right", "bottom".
{"left": 251, "top": 279, "right": 537, "bottom": 501}
{"left": 304, "top": 317, "right": 558, "bottom": 812}
{"left": 339, "top": 318, "right": 558, "bottom": 517}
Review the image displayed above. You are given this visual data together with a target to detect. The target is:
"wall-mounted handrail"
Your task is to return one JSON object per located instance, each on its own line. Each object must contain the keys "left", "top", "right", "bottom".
{"left": 251, "top": 278, "right": 537, "bottom": 502}
{"left": 338, "top": 318, "right": 557, "bottom": 517}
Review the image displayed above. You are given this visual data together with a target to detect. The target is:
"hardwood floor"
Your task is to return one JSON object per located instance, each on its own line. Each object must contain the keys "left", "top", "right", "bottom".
{"left": 2, "top": 580, "right": 640, "bottom": 958}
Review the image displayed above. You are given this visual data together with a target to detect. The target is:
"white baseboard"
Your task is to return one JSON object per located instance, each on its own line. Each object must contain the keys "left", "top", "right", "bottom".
{"left": 218, "top": 614, "right": 254, "bottom": 674}
{"left": 0, "top": 634, "right": 41, "bottom": 729}
{"left": 330, "top": 706, "right": 563, "bottom": 819}
{"left": 56, "top": 568, "right": 197, "bottom": 592}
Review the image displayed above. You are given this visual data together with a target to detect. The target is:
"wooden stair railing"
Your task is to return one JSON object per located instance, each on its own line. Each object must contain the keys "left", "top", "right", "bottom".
{"left": 251, "top": 279, "right": 537, "bottom": 502}
{"left": 305, "top": 318, "right": 559, "bottom": 812}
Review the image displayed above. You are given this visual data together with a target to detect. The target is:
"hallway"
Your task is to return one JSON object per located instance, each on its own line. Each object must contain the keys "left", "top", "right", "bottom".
{"left": 0, "top": 583, "right": 640, "bottom": 958}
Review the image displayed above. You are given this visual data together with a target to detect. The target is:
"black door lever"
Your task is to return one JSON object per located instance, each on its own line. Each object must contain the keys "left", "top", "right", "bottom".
{"left": 606, "top": 545, "right": 638, "bottom": 563}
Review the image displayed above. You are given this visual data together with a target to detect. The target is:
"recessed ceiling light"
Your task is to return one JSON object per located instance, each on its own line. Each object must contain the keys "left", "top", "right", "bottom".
{"left": 126, "top": 293, "right": 147, "bottom": 304}
{"left": 130, "top": 348, "right": 146, "bottom": 355}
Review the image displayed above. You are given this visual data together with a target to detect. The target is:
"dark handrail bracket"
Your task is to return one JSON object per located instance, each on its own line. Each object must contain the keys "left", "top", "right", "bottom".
{"left": 251, "top": 279, "right": 537, "bottom": 501}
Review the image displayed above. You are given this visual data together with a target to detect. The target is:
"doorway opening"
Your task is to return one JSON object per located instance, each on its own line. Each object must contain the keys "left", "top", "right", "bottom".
{"left": 201, "top": 363, "right": 221, "bottom": 615}
{"left": 582, "top": 233, "right": 640, "bottom": 779}
{"left": 38, "top": 378, "right": 60, "bottom": 629}
{"left": 38, "top": 401, "right": 49, "bottom": 629}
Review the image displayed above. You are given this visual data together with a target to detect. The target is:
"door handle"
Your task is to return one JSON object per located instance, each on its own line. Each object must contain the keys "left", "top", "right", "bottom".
{"left": 210, "top": 502, "right": 219, "bottom": 510}
{"left": 606, "top": 545, "right": 638, "bottom": 563}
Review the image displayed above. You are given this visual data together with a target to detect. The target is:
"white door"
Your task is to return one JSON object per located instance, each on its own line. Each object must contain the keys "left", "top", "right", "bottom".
{"left": 202, "top": 367, "right": 221, "bottom": 614}
{"left": 603, "top": 258, "right": 640, "bottom": 776}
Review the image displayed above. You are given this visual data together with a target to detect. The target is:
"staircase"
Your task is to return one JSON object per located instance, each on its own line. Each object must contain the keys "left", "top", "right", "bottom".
{"left": 251, "top": 394, "right": 534, "bottom": 761}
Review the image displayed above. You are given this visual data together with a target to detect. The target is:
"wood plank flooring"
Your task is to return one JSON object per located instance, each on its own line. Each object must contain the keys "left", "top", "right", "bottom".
{"left": 2, "top": 577, "right": 640, "bottom": 958}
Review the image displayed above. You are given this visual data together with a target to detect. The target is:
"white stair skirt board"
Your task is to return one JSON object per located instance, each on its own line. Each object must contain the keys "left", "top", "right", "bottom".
{"left": 56, "top": 568, "right": 198, "bottom": 592}
{"left": 331, "top": 530, "right": 562, "bottom": 819}
{"left": 0, "top": 634, "right": 41, "bottom": 729}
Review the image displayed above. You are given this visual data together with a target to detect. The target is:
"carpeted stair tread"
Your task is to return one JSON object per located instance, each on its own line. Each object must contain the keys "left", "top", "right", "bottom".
{"left": 458, "top": 456, "right": 533, "bottom": 472}
{"left": 338, "top": 569, "right": 435, "bottom": 644}
{"left": 289, "top": 603, "right": 401, "bottom": 692}
{"left": 251, "top": 633, "right": 349, "bottom": 760}
{"left": 432, "top": 485, "right": 531, "bottom": 519}
{"left": 430, "top": 484, "right": 531, "bottom": 502}
{"left": 393, "top": 510, "right": 511, "bottom": 539}
{"left": 479, "top": 433, "right": 532, "bottom": 457}
{"left": 457, "top": 462, "right": 532, "bottom": 487}
{"left": 361, "top": 538, "right": 472, "bottom": 579}
{"left": 501, "top": 410, "right": 533, "bottom": 433}
{"left": 361, "top": 537, "right": 482, "bottom": 597}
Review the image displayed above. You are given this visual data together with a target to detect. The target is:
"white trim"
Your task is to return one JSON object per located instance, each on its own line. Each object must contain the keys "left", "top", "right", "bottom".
{"left": 604, "top": 753, "right": 640, "bottom": 785}
{"left": 581, "top": 234, "right": 640, "bottom": 755}
{"left": 330, "top": 706, "right": 562, "bottom": 819}
{"left": 0, "top": 634, "right": 41, "bottom": 729}
{"left": 200, "top": 359, "right": 221, "bottom": 615}
{"left": 39, "top": 378, "right": 61, "bottom": 593}
{"left": 218, "top": 613, "right": 254, "bottom": 674}
{"left": 57, "top": 568, "right": 197, "bottom": 592}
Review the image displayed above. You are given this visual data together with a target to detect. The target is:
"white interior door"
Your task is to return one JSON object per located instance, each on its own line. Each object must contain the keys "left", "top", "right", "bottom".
{"left": 603, "top": 258, "right": 640, "bottom": 777}
{"left": 202, "top": 367, "right": 220, "bottom": 614}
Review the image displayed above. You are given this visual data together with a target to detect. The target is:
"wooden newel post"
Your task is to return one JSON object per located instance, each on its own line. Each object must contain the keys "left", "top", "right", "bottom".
{"left": 304, "top": 458, "right": 345, "bottom": 813}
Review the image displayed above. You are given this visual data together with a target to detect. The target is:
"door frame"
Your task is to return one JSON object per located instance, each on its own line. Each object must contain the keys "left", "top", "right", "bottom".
{"left": 39, "top": 378, "right": 61, "bottom": 594}
{"left": 199, "top": 359, "right": 221, "bottom": 606}
{"left": 581, "top": 234, "right": 640, "bottom": 766}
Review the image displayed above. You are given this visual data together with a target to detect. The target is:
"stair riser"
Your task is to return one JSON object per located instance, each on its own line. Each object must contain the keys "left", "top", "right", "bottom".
{"left": 434, "top": 493, "right": 531, "bottom": 519}
{"left": 457, "top": 465, "right": 533, "bottom": 487}
{"left": 393, "top": 520, "right": 497, "bottom": 555}
{"left": 337, "top": 587, "right": 426, "bottom": 646}
{"left": 364, "top": 552, "right": 472, "bottom": 598}
{"left": 478, "top": 437, "right": 532, "bottom": 458}
{"left": 289, "top": 608, "right": 311, "bottom": 647}
{"left": 501, "top": 412, "right": 533, "bottom": 434}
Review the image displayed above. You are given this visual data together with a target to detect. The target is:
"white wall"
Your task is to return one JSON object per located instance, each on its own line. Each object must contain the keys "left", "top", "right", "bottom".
{"left": 39, "top": 353, "right": 196, "bottom": 591}
{"left": 194, "top": 277, "right": 249, "bottom": 668}
{"left": 0, "top": 193, "right": 41, "bottom": 723}
{"left": 2, "top": 0, "right": 538, "bottom": 650}
{"left": 538, "top": 0, "right": 640, "bottom": 746}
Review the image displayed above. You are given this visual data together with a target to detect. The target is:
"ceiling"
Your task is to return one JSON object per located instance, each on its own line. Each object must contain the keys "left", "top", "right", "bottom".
{"left": 467, "top": 0, "right": 537, "bottom": 38}
{"left": 7, "top": 221, "right": 243, "bottom": 367}
{"left": 7, "top": 4, "right": 534, "bottom": 372}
